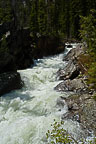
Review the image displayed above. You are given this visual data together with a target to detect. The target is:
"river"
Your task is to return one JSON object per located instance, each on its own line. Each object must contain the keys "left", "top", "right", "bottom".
{"left": 0, "top": 44, "right": 87, "bottom": 144}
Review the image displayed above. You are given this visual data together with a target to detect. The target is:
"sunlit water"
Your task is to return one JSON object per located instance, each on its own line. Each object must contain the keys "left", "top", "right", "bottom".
{"left": 0, "top": 45, "right": 87, "bottom": 144}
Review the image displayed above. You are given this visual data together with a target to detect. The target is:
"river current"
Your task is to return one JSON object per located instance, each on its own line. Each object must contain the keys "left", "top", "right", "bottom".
{"left": 0, "top": 44, "right": 86, "bottom": 144}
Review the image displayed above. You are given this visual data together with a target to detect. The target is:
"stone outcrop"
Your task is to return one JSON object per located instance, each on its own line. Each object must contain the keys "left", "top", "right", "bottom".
{"left": 55, "top": 44, "right": 86, "bottom": 93}
{"left": 0, "top": 72, "right": 23, "bottom": 96}
{"left": 0, "top": 27, "right": 65, "bottom": 73}
{"left": 7, "top": 28, "right": 33, "bottom": 70}
{"left": 55, "top": 78, "right": 88, "bottom": 93}
{"left": 55, "top": 43, "right": 96, "bottom": 135}
{"left": 63, "top": 45, "right": 83, "bottom": 61}
{"left": 33, "top": 36, "right": 65, "bottom": 58}
{"left": 57, "top": 60, "right": 80, "bottom": 80}
{"left": 0, "top": 52, "right": 16, "bottom": 74}
{"left": 61, "top": 94, "right": 96, "bottom": 135}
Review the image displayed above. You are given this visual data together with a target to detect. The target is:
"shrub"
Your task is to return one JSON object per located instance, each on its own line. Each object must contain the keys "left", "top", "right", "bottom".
{"left": 46, "top": 120, "right": 96, "bottom": 144}
{"left": 79, "top": 9, "right": 96, "bottom": 90}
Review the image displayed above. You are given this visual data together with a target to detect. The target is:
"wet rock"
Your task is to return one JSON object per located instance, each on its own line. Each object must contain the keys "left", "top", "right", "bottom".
{"left": 55, "top": 78, "right": 88, "bottom": 93}
{"left": 66, "top": 45, "right": 73, "bottom": 48}
{"left": 61, "top": 94, "right": 96, "bottom": 135}
{"left": 63, "top": 45, "right": 83, "bottom": 61}
{"left": 79, "top": 98, "right": 96, "bottom": 135}
{"left": 0, "top": 72, "right": 23, "bottom": 96}
{"left": 57, "top": 60, "right": 80, "bottom": 80}
{"left": 56, "top": 97, "right": 66, "bottom": 108}
{"left": 62, "top": 112, "right": 80, "bottom": 123}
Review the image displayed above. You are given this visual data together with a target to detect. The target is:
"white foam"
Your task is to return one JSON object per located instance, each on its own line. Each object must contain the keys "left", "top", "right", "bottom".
{"left": 0, "top": 45, "right": 86, "bottom": 144}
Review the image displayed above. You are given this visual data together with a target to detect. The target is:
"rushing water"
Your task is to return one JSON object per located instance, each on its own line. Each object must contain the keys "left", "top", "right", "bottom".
{"left": 0, "top": 45, "right": 85, "bottom": 144}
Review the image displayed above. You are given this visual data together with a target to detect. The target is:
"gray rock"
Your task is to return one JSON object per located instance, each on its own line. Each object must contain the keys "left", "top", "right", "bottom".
{"left": 0, "top": 53, "right": 16, "bottom": 73}
{"left": 0, "top": 72, "right": 23, "bottom": 96}
{"left": 57, "top": 60, "right": 80, "bottom": 80}
{"left": 61, "top": 93, "right": 96, "bottom": 135}
{"left": 54, "top": 78, "right": 88, "bottom": 93}
{"left": 63, "top": 45, "right": 83, "bottom": 61}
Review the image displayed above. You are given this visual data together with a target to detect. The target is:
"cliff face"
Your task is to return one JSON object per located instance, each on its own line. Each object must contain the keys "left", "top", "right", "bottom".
{"left": 0, "top": 26, "right": 33, "bottom": 73}
{"left": 0, "top": 28, "right": 65, "bottom": 74}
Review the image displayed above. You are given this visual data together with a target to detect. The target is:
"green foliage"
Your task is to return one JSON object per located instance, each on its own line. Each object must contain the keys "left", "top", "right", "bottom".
{"left": 46, "top": 120, "right": 77, "bottom": 144}
{"left": 0, "top": 0, "right": 12, "bottom": 23}
{"left": 80, "top": 9, "right": 96, "bottom": 53}
{"left": 46, "top": 120, "right": 96, "bottom": 144}
{"left": 80, "top": 9, "right": 96, "bottom": 89}
{"left": 93, "top": 93, "right": 96, "bottom": 101}
{"left": 87, "top": 62, "right": 96, "bottom": 89}
{"left": 30, "top": 0, "right": 38, "bottom": 38}
{"left": 38, "top": 0, "right": 47, "bottom": 36}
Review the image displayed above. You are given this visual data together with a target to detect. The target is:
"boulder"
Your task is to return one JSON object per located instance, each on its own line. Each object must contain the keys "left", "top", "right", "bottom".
{"left": 63, "top": 45, "right": 83, "bottom": 61}
{"left": 57, "top": 60, "right": 80, "bottom": 80}
{"left": 0, "top": 52, "right": 16, "bottom": 74}
{"left": 0, "top": 72, "right": 23, "bottom": 96}
{"left": 54, "top": 78, "right": 88, "bottom": 93}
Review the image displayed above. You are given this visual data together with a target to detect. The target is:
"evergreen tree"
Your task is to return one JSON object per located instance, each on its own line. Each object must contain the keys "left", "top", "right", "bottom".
{"left": 0, "top": 0, "right": 12, "bottom": 23}
{"left": 80, "top": 9, "right": 96, "bottom": 89}
{"left": 38, "top": 0, "right": 47, "bottom": 36}
{"left": 30, "top": 0, "right": 38, "bottom": 39}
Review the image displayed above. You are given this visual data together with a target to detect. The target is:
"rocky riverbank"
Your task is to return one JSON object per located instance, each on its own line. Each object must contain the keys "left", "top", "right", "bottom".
{"left": 55, "top": 44, "right": 96, "bottom": 136}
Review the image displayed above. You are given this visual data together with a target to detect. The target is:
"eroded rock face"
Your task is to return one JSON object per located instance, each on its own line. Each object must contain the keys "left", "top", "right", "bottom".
{"left": 0, "top": 53, "right": 16, "bottom": 74}
{"left": 63, "top": 45, "right": 83, "bottom": 61}
{"left": 35, "top": 36, "right": 65, "bottom": 58}
{"left": 55, "top": 78, "right": 88, "bottom": 93}
{"left": 57, "top": 60, "right": 80, "bottom": 80}
{"left": 8, "top": 28, "right": 33, "bottom": 70}
{"left": 55, "top": 43, "right": 96, "bottom": 135}
{"left": 0, "top": 72, "right": 23, "bottom": 96}
{"left": 61, "top": 94, "right": 96, "bottom": 135}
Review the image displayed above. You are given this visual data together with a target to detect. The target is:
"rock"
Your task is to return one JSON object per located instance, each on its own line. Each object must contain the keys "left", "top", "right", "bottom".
{"left": 8, "top": 28, "right": 33, "bottom": 70}
{"left": 54, "top": 78, "right": 88, "bottom": 93}
{"left": 66, "top": 45, "right": 73, "bottom": 48}
{"left": 0, "top": 72, "right": 23, "bottom": 96}
{"left": 62, "top": 112, "right": 80, "bottom": 123}
{"left": 0, "top": 53, "right": 16, "bottom": 74}
{"left": 61, "top": 93, "right": 96, "bottom": 135}
{"left": 35, "top": 36, "right": 65, "bottom": 58}
{"left": 63, "top": 45, "right": 83, "bottom": 61}
{"left": 57, "top": 60, "right": 80, "bottom": 80}
{"left": 56, "top": 97, "right": 66, "bottom": 108}
{"left": 79, "top": 98, "right": 96, "bottom": 135}
{"left": 0, "top": 28, "right": 34, "bottom": 72}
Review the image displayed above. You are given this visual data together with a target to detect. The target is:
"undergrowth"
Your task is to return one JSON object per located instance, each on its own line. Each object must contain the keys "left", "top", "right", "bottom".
{"left": 46, "top": 120, "right": 96, "bottom": 144}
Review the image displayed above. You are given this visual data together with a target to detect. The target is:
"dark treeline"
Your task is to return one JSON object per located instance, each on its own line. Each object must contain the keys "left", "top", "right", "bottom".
{"left": 0, "top": 0, "right": 96, "bottom": 39}
{"left": 0, "top": 0, "right": 96, "bottom": 72}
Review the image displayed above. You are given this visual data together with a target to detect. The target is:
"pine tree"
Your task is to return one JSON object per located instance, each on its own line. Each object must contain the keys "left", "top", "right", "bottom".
{"left": 0, "top": 0, "right": 12, "bottom": 23}
{"left": 38, "top": 0, "right": 47, "bottom": 36}
{"left": 30, "top": 0, "right": 38, "bottom": 39}
{"left": 80, "top": 9, "right": 96, "bottom": 89}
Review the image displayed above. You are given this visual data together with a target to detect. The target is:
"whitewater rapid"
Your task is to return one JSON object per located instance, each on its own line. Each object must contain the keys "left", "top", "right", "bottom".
{"left": 0, "top": 46, "right": 84, "bottom": 144}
